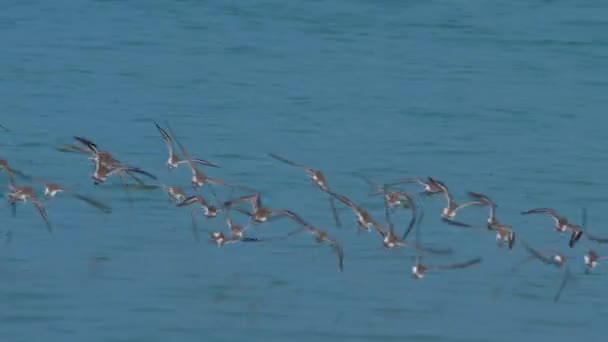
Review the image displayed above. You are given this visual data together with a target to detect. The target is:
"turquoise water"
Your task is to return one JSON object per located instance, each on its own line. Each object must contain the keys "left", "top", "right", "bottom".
{"left": 2, "top": 1, "right": 608, "bottom": 341}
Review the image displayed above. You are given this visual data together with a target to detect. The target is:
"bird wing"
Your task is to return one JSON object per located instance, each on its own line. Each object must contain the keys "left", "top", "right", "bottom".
{"left": 268, "top": 153, "right": 307, "bottom": 169}
{"left": 155, "top": 122, "right": 175, "bottom": 156}
{"left": 433, "top": 257, "right": 483, "bottom": 270}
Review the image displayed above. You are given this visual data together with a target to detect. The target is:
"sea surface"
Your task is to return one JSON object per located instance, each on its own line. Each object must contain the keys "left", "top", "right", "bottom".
{"left": 2, "top": 1, "right": 608, "bottom": 341}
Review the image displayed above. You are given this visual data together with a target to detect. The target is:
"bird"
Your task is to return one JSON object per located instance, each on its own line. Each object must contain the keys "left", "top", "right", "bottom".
{"left": 31, "top": 178, "right": 112, "bottom": 214}
{"left": 268, "top": 153, "right": 341, "bottom": 227}
{"left": 327, "top": 190, "right": 385, "bottom": 234}
{"left": 223, "top": 193, "right": 302, "bottom": 225}
{"left": 518, "top": 240, "right": 571, "bottom": 302}
{"left": 177, "top": 195, "right": 223, "bottom": 218}
{"left": 583, "top": 250, "right": 608, "bottom": 273}
{"left": 5, "top": 182, "right": 52, "bottom": 235}
{"left": 468, "top": 192, "right": 516, "bottom": 249}
{"left": 163, "top": 122, "right": 245, "bottom": 192}
{"left": 411, "top": 256, "right": 483, "bottom": 279}
{"left": 73, "top": 136, "right": 121, "bottom": 168}
{"left": 154, "top": 122, "right": 219, "bottom": 171}
{"left": 386, "top": 176, "right": 445, "bottom": 197}
{"left": 521, "top": 208, "right": 583, "bottom": 248}
{"left": 283, "top": 211, "right": 344, "bottom": 272}
{"left": 432, "top": 179, "right": 484, "bottom": 226}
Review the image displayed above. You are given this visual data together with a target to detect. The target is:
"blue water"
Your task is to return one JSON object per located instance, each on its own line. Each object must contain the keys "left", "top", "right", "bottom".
{"left": 2, "top": 1, "right": 608, "bottom": 341}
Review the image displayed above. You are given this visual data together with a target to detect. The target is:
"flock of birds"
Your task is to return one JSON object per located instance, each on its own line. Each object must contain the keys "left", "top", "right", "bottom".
{"left": 1, "top": 121, "right": 608, "bottom": 302}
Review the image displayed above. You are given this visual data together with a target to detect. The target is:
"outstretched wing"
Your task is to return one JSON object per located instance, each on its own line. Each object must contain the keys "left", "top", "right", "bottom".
{"left": 434, "top": 257, "right": 483, "bottom": 270}
{"left": 327, "top": 190, "right": 358, "bottom": 211}
{"left": 191, "top": 158, "right": 220, "bottom": 168}
{"left": 520, "top": 240, "right": 558, "bottom": 266}
{"left": 73, "top": 136, "right": 99, "bottom": 154}
{"left": 71, "top": 193, "right": 112, "bottom": 214}
{"left": 329, "top": 240, "right": 344, "bottom": 272}
{"left": 268, "top": 153, "right": 307, "bottom": 169}
{"left": 33, "top": 200, "right": 53, "bottom": 235}
{"left": 273, "top": 209, "right": 309, "bottom": 226}
{"left": 155, "top": 122, "right": 175, "bottom": 156}
{"left": 163, "top": 121, "right": 203, "bottom": 177}
{"left": 553, "top": 267, "right": 571, "bottom": 302}
{"left": 176, "top": 196, "right": 203, "bottom": 207}
{"left": 521, "top": 208, "right": 561, "bottom": 223}
{"left": 467, "top": 192, "right": 494, "bottom": 206}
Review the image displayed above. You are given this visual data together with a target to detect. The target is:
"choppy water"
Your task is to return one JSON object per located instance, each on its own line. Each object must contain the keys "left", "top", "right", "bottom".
{"left": 2, "top": 1, "right": 608, "bottom": 341}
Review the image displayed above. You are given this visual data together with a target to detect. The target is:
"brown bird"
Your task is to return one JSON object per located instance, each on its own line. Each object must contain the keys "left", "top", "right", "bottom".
{"left": 160, "top": 184, "right": 188, "bottom": 204}
{"left": 31, "top": 178, "right": 112, "bottom": 214}
{"left": 163, "top": 122, "right": 247, "bottom": 192}
{"left": 284, "top": 211, "right": 344, "bottom": 272}
{"left": 521, "top": 208, "right": 583, "bottom": 248}
{"left": 223, "top": 193, "right": 301, "bottom": 225}
{"left": 362, "top": 178, "right": 419, "bottom": 240}
{"left": 6, "top": 182, "right": 52, "bottom": 235}
{"left": 73, "top": 136, "right": 121, "bottom": 168}
{"left": 268, "top": 153, "right": 341, "bottom": 227}
{"left": 411, "top": 256, "right": 483, "bottom": 279}
{"left": 468, "top": 192, "right": 516, "bottom": 249}
{"left": 432, "top": 179, "right": 484, "bottom": 227}
{"left": 177, "top": 195, "right": 223, "bottom": 218}
{"left": 327, "top": 190, "right": 385, "bottom": 234}
{"left": 518, "top": 239, "right": 571, "bottom": 302}
{"left": 376, "top": 188, "right": 452, "bottom": 254}
{"left": 387, "top": 176, "right": 445, "bottom": 197}
{"left": 155, "top": 122, "right": 219, "bottom": 170}
{"left": 584, "top": 250, "right": 608, "bottom": 273}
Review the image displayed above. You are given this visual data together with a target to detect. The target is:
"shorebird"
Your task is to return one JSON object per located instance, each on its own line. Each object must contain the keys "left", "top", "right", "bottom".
{"left": 378, "top": 185, "right": 417, "bottom": 247}
{"left": 69, "top": 136, "right": 157, "bottom": 186}
{"left": 268, "top": 153, "right": 341, "bottom": 227}
{"left": 327, "top": 190, "right": 385, "bottom": 233}
{"left": 360, "top": 175, "right": 419, "bottom": 210}
{"left": 177, "top": 195, "right": 222, "bottom": 218}
{"left": 91, "top": 159, "right": 157, "bottom": 185}
{"left": 521, "top": 208, "right": 583, "bottom": 248}
{"left": 284, "top": 211, "right": 344, "bottom": 272}
{"left": 518, "top": 240, "right": 571, "bottom": 302}
{"left": 364, "top": 179, "right": 419, "bottom": 239}
{"left": 204, "top": 211, "right": 271, "bottom": 247}
{"left": 73, "top": 136, "right": 120, "bottom": 167}
{"left": 387, "top": 176, "right": 445, "bottom": 197}
{"left": 154, "top": 122, "right": 219, "bottom": 170}
{"left": 583, "top": 250, "right": 608, "bottom": 273}
{"left": 410, "top": 200, "right": 480, "bottom": 279}
{"left": 164, "top": 122, "right": 245, "bottom": 191}
{"left": 207, "top": 231, "right": 265, "bottom": 247}
{"left": 224, "top": 210, "right": 252, "bottom": 240}
{"left": 516, "top": 241, "right": 568, "bottom": 269}
{"left": 376, "top": 190, "right": 451, "bottom": 254}
{"left": 5, "top": 182, "right": 52, "bottom": 234}
{"left": 433, "top": 180, "right": 484, "bottom": 226}
{"left": 411, "top": 256, "right": 482, "bottom": 279}
{"left": 468, "top": 192, "right": 516, "bottom": 249}
{"left": 223, "top": 193, "right": 302, "bottom": 225}
{"left": 31, "top": 178, "right": 112, "bottom": 214}
{"left": 208, "top": 231, "right": 244, "bottom": 247}
{"left": 161, "top": 185, "right": 188, "bottom": 204}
